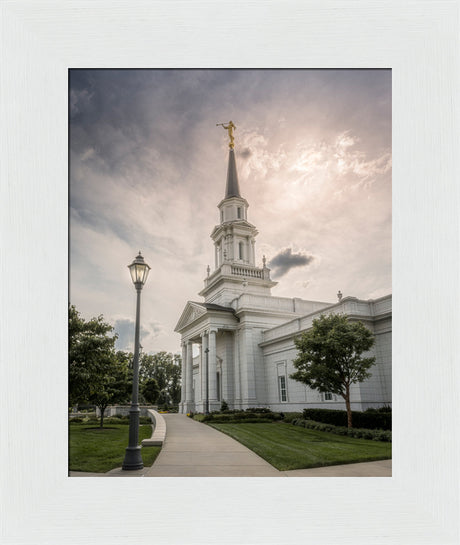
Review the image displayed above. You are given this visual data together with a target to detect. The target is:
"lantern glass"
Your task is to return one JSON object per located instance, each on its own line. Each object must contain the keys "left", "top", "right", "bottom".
{"left": 128, "top": 253, "right": 150, "bottom": 286}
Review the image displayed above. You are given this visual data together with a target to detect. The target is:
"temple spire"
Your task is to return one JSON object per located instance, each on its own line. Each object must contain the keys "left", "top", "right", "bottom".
{"left": 217, "top": 121, "right": 241, "bottom": 198}
{"left": 201, "top": 122, "right": 276, "bottom": 304}
{"left": 225, "top": 148, "right": 241, "bottom": 198}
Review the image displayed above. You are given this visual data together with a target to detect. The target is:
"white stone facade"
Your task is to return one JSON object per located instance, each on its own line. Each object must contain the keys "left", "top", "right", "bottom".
{"left": 175, "top": 148, "right": 391, "bottom": 414}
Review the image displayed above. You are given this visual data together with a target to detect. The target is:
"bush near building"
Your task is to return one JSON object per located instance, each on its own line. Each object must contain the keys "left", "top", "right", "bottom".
{"left": 202, "top": 408, "right": 283, "bottom": 424}
{"left": 292, "top": 418, "right": 392, "bottom": 442}
{"left": 302, "top": 408, "right": 391, "bottom": 430}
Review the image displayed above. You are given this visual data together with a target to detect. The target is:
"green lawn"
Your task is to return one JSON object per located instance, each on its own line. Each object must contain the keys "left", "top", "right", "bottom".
{"left": 209, "top": 422, "right": 391, "bottom": 471}
{"left": 69, "top": 423, "right": 161, "bottom": 473}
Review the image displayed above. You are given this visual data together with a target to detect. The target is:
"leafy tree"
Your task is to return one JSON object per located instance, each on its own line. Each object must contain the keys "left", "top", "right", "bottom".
{"left": 89, "top": 352, "right": 131, "bottom": 428}
{"left": 141, "top": 378, "right": 160, "bottom": 404}
{"left": 69, "top": 306, "right": 130, "bottom": 427}
{"left": 291, "top": 314, "right": 376, "bottom": 428}
{"left": 139, "top": 351, "right": 182, "bottom": 405}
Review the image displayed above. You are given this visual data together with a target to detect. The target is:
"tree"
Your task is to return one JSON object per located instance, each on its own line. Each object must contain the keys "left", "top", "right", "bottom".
{"left": 139, "top": 351, "right": 182, "bottom": 405}
{"left": 88, "top": 352, "right": 131, "bottom": 428}
{"left": 290, "top": 314, "right": 376, "bottom": 428}
{"left": 141, "top": 378, "right": 160, "bottom": 404}
{"left": 69, "top": 306, "right": 130, "bottom": 427}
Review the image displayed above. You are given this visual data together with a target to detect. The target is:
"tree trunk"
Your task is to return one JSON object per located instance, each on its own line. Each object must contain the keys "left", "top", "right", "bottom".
{"left": 345, "top": 385, "right": 352, "bottom": 428}
{"left": 100, "top": 406, "right": 106, "bottom": 428}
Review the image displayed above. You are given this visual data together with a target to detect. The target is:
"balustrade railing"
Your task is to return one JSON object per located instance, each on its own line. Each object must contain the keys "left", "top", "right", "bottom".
{"left": 231, "top": 265, "right": 263, "bottom": 278}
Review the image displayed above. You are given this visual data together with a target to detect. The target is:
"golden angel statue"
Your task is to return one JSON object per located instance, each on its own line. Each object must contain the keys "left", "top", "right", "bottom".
{"left": 216, "top": 120, "right": 236, "bottom": 149}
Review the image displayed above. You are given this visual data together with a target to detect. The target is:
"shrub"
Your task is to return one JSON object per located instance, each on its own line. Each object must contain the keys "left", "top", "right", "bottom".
{"left": 103, "top": 417, "right": 124, "bottom": 425}
{"left": 201, "top": 411, "right": 283, "bottom": 424}
{"left": 220, "top": 400, "right": 229, "bottom": 412}
{"left": 292, "top": 419, "right": 391, "bottom": 442}
{"left": 365, "top": 405, "right": 392, "bottom": 414}
{"left": 282, "top": 412, "right": 303, "bottom": 423}
{"left": 245, "top": 407, "right": 272, "bottom": 414}
{"left": 371, "top": 430, "right": 392, "bottom": 442}
{"left": 211, "top": 418, "right": 274, "bottom": 424}
{"left": 302, "top": 408, "right": 391, "bottom": 430}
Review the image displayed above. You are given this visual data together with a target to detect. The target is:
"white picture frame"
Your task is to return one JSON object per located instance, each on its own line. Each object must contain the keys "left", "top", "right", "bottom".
{"left": 1, "top": 2, "right": 458, "bottom": 544}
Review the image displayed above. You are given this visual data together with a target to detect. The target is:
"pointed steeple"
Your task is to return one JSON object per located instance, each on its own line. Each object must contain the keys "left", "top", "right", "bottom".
{"left": 225, "top": 149, "right": 241, "bottom": 198}
{"left": 201, "top": 123, "right": 276, "bottom": 305}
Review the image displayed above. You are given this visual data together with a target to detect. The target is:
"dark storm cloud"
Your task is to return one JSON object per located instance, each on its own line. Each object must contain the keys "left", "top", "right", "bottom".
{"left": 268, "top": 248, "right": 314, "bottom": 278}
{"left": 69, "top": 69, "right": 248, "bottom": 199}
{"left": 238, "top": 147, "right": 252, "bottom": 159}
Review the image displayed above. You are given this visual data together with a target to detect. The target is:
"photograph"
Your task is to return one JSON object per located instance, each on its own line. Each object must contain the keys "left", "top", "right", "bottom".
{"left": 69, "top": 68, "right": 392, "bottom": 477}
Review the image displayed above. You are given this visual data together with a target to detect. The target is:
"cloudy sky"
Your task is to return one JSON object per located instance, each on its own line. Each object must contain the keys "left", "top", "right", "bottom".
{"left": 70, "top": 69, "right": 391, "bottom": 355}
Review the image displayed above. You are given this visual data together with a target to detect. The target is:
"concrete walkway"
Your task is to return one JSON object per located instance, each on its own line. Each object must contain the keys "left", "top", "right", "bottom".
{"left": 69, "top": 414, "right": 391, "bottom": 477}
{"left": 144, "top": 414, "right": 280, "bottom": 476}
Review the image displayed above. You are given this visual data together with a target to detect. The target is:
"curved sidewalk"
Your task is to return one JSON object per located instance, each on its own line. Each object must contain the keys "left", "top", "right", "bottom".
{"left": 144, "top": 414, "right": 280, "bottom": 477}
{"left": 144, "top": 414, "right": 391, "bottom": 477}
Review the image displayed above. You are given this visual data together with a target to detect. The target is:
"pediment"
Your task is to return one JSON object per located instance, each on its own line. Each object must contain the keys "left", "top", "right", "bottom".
{"left": 174, "top": 301, "right": 207, "bottom": 332}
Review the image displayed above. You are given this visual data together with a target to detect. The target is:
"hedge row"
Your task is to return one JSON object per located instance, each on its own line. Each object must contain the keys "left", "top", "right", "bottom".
{"left": 292, "top": 418, "right": 392, "bottom": 442}
{"left": 69, "top": 416, "right": 152, "bottom": 425}
{"left": 208, "top": 418, "right": 276, "bottom": 424}
{"left": 210, "top": 407, "right": 274, "bottom": 415}
{"left": 201, "top": 411, "right": 283, "bottom": 423}
{"left": 302, "top": 408, "right": 391, "bottom": 430}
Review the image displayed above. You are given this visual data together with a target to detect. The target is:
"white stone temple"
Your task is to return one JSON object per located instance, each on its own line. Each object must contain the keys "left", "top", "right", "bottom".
{"left": 176, "top": 131, "right": 391, "bottom": 414}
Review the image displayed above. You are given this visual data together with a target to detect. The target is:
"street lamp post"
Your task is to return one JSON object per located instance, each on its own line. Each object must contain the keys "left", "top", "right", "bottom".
{"left": 122, "top": 251, "right": 150, "bottom": 471}
{"left": 205, "top": 347, "right": 209, "bottom": 415}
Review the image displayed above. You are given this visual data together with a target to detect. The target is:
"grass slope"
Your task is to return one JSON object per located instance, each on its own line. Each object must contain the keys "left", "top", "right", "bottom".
{"left": 209, "top": 422, "right": 391, "bottom": 471}
{"left": 69, "top": 423, "right": 161, "bottom": 473}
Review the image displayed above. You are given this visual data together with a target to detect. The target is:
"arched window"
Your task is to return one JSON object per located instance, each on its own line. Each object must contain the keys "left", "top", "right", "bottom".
{"left": 237, "top": 207, "right": 242, "bottom": 219}
{"left": 239, "top": 241, "right": 244, "bottom": 260}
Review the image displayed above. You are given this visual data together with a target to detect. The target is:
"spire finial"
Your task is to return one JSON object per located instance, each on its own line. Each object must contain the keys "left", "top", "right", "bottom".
{"left": 217, "top": 120, "right": 236, "bottom": 149}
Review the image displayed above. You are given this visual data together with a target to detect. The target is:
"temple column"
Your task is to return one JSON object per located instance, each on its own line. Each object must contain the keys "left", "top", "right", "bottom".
{"left": 197, "top": 343, "right": 202, "bottom": 411}
{"left": 239, "top": 327, "right": 257, "bottom": 407}
{"left": 201, "top": 331, "right": 208, "bottom": 413}
{"left": 208, "top": 328, "right": 218, "bottom": 410}
{"left": 180, "top": 341, "right": 187, "bottom": 413}
{"left": 233, "top": 330, "right": 241, "bottom": 408}
{"left": 185, "top": 340, "right": 194, "bottom": 412}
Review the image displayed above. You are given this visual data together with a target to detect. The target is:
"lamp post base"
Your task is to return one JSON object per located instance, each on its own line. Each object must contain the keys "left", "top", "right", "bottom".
{"left": 122, "top": 446, "right": 143, "bottom": 471}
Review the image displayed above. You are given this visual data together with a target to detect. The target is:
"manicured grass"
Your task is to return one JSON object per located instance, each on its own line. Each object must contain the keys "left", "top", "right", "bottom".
{"left": 69, "top": 423, "right": 161, "bottom": 473}
{"left": 208, "top": 422, "right": 391, "bottom": 471}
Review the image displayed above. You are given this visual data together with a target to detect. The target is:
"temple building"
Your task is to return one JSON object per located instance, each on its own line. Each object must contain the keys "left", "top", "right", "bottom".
{"left": 175, "top": 126, "right": 392, "bottom": 414}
